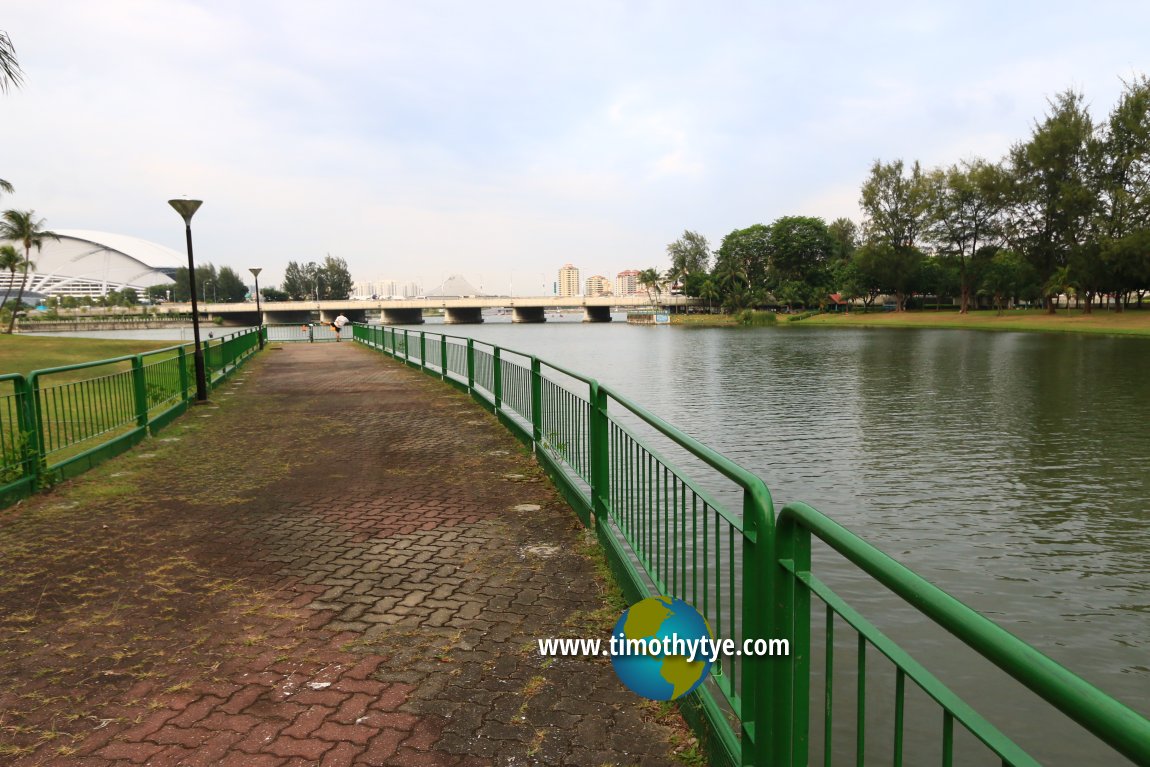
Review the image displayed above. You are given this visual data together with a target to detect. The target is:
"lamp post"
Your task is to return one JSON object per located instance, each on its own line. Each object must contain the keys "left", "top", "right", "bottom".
{"left": 168, "top": 198, "right": 208, "bottom": 402}
{"left": 249, "top": 267, "right": 264, "bottom": 349}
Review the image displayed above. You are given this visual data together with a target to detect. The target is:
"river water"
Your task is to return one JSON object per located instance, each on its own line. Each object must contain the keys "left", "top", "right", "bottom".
{"left": 44, "top": 319, "right": 1150, "bottom": 763}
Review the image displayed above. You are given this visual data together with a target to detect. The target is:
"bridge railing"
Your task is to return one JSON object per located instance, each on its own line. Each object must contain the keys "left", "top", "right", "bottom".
{"left": 353, "top": 324, "right": 1150, "bottom": 767}
{"left": 0, "top": 327, "right": 262, "bottom": 507}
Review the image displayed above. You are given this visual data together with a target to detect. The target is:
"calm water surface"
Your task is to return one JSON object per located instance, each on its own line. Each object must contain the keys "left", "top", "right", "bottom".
{"left": 49, "top": 320, "right": 1150, "bottom": 762}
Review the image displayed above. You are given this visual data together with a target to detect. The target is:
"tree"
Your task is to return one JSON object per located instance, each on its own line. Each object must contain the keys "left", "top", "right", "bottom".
{"left": 261, "top": 286, "right": 289, "bottom": 301}
{"left": 215, "top": 266, "right": 248, "bottom": 302}
{"left": 827, "top": 217, "right": 859, "bottom": 265}
{"left": 1, "top": 30, "right": 23, "bottom": 94}
{"left": 698, "top": 277, "right": 720, "bottom": 313}
{"left": 766, "top": 215, "right": 835, "bottom": 309}
{"left": 0, "top": 210, "right": 58, "bottom": 333}
{"left": 282, "top": 261, "right": 316, "bottom": 300}
{"left": 1003, "top": 90, "right": 1096, "bottom": 313}
{"left": 859, "top": 159, "right": 931, "bottom": 310}
{"left": 854, "top": 241, "right": 924, "bottom": 311}
{"left": 712, "top": 224, "right": 771, "bottom": 307}
{"left": 926, "top": 160, "right": 1006, "bottom": 312}
{"left": 0, "top": 178, "right": 12, "bottom": 199}
{"left": 637, "top": 267, "right": 663, "bottom": 307}
{"left": 319, "top": 255, "right": 353, "bottom": 300}
{"left": 171, "top": 264, "right": 217, "bottom": 302}
{"left": 979, "top": 249, "right": 1036, "bottom": 313}
{"left": 1094, "top": 76, "right": 1150, "bottom": 311}
{"left": 0, "top": 243, "right": 20, "bottom": 310}
{"left": 666, "top": 230, "right": 711, "bottom": 278}
{"left": 860, "top": 159, "right": 932, "bottom": 251}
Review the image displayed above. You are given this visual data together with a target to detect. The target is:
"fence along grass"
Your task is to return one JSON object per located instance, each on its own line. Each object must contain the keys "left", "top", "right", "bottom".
{"left": 0, "top": 328, "right": 261, "bottom": 507}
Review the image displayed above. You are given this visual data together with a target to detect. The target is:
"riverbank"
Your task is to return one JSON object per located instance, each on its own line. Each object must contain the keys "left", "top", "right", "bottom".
{"left": 665, "top": 308, "right": 1150, "bottom": 336}
{"left": 798, "top": 308, "right": 1150, "bottom": 336}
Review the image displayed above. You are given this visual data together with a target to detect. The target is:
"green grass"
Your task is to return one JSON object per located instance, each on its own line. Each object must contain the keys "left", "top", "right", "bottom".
{"left": 0, "top": 336, "right": 177, "bottom": 376}
{"left": 799, "top": 307, "right": 1150, "bottom": 336}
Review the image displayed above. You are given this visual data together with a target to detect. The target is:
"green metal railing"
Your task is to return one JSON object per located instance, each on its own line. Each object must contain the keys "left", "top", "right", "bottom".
{"left": 354, "top": 324, "right": 1150, "bottom": 767}
{"left": 0, "top": 327, "right": 262, "bottom": 507}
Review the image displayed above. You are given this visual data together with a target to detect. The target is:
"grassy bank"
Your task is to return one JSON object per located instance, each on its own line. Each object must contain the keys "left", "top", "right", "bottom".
{"left": 670, "top": 310, "right": 777, "bottom": 327}
{"left": 798, "top": 308, "right": 1150, "bottom": 336}
{"left": 0, "top": 335, "right": 176, "bottom": 376}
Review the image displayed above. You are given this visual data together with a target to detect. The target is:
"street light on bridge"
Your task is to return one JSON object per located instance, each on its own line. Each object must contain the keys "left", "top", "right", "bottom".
{"left": 167, "top": 198, "right": 208, "bottom": 402}
{"left": 249, "top": 267, "right": 264, "bottom": 350}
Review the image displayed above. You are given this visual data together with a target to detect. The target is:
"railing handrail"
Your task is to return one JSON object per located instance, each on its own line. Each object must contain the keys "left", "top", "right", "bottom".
{"left": 777, "top": 501, "right": 1150, "bottom": 765}
{"left": 28, "top": 353, "right": 139, "bottom": 380}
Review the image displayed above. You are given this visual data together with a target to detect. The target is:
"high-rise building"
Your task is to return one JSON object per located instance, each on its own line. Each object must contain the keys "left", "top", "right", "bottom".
{"left": 558, "top": 264, "right": 580, "bottom": 297}
{"left": 615, "top": 269, "right": 641, "bottom": 297}
{"left": 584, "top": 275, "right": 611, "bottom": 297}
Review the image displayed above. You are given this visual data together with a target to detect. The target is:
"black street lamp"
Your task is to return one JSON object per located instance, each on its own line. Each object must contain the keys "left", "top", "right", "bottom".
{"left": 249, "top": 267, "right": 264, "bottom": 350}
{"left": 168, "top": 198, "right": 208, "bottom": 402}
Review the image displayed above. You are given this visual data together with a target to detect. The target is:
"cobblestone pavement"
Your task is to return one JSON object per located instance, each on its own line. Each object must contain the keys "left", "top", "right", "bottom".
{"left": 0, "top": 343, "right": 690, "bottom": 766}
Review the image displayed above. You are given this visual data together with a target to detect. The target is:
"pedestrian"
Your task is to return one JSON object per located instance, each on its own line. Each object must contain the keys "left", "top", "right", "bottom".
{"left": 330, "top": 313, "right": 350, "bottom": 341}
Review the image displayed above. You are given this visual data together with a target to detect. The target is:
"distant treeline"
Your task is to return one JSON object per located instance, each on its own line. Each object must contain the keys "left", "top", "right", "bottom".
{"left": 660, "top": 77, "right": 1150, "bottom": 314}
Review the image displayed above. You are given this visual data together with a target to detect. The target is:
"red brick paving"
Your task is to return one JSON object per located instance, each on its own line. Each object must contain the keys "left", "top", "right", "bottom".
{"left": 0, "top": 343, "right": 684, "bottom": 766}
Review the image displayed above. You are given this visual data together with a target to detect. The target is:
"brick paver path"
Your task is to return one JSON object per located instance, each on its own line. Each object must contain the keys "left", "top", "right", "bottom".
{"left": 0, "top": 343, "right": 688, "bottom": 766}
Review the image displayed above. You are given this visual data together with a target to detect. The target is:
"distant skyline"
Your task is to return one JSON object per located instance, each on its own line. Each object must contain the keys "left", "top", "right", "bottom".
{"left": 3, "top": 1, "right": 1148, "bottom": 293}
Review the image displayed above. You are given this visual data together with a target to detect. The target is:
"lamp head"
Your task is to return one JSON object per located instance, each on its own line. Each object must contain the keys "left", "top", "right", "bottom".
{"left": 168, "top": 198, "right": 203, "bottom": 224}
{"left": 249, "top": 268, "right": 262, "bottom": 278}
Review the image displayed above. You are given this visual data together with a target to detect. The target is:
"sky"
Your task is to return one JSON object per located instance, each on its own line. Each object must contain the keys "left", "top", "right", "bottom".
{"left": 3, "top": 1, "right": 1149, "bottom": 295}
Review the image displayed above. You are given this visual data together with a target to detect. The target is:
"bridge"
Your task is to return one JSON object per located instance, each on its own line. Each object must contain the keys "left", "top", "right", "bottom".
{"left": 157, "top": 294, "right": 698, "bottom": 325}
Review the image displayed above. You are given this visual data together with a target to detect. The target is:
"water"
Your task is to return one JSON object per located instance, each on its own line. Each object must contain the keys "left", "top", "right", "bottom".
{"left": 48, "top": 319, "right": 1150, "bottom": 761}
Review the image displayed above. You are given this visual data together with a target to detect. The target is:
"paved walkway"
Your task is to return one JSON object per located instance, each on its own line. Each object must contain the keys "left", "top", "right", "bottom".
{"left": 0, "top": 343, "right": 688, "bottom": 766}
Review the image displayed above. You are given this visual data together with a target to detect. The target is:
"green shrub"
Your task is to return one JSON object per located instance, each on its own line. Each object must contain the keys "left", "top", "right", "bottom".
{"left": 738, "top": 310, "right": 778, "bottom": 326}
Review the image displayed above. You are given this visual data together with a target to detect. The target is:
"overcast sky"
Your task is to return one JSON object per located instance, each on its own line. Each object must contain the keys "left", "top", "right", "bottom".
{"left": 3, "top": 1, "right": 1148, "bottom": 294}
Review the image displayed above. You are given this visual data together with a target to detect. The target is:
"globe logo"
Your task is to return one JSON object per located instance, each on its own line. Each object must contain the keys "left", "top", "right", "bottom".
{"left": 610, "top": 596, "right": 714, "bottom": 701}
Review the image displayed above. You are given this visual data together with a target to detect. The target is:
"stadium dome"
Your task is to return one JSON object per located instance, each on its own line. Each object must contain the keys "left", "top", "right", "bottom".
{"left": 2, "top": 229, "right": 177, "bottom": 298}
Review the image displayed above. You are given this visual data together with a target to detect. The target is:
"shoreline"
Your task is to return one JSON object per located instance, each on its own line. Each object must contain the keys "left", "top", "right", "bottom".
{"left": 670, "top": 309, "right": 1150, "bottom": 337}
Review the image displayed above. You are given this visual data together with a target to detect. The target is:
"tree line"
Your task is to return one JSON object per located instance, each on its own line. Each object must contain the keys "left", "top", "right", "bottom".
{"left": 658, "top": 78, "right": 1150, "bottom": 314}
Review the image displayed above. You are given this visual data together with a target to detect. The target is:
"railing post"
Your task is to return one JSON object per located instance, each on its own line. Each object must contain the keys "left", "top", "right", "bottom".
{"left": 131, "top": 356, "right": 149, "bottom": 428}
{"left": 770, "top": 508, "right": 811, "bottom": 766}
{"left": 492, "top": 347, "right": 502, "bottom": 411}
{"left": 735, "top": 483, "right": 786, "bottom": 767}
{"left": 308, "top": 323, "right": 315, "bottom": 343}
{"left": 440, "top": 333, "right": 448, "bottom": 381}
{"left": 530, "top": 357, "right": 542, "bottom": 444}
{"left": 420, "top": 331, "right": 427, "bottom": 370}
{"left": 588, "top": 381, "right": 609, "bottom": 523}
{"left": 466, "top": 338, "right": 475, "bottom": 393}
{"left": 202, "top": 339, "right": 212, "bottom": 388}
{"left": 14, "top": 376, "right": 40, "bottom": 489}
{"left": 177, "top": 346, "right": 190, "bottom": 402}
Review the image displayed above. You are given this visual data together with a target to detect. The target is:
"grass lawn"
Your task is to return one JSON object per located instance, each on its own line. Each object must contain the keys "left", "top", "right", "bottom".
{"left": 797, "top": 308, "right": 1150, "bottom": 337}
{"left": 0, "top": 335, "right": 178, "bottom": 376}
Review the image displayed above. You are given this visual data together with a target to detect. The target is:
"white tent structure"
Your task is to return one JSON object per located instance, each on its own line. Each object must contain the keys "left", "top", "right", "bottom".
{"left": 2, "top": 229, "right": 177, "bottom": 299}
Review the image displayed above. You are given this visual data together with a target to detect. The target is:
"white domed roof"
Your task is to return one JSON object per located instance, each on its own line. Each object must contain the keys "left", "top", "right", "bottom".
{"left": 3, "top": 229, "right": 178, "bottom": 297}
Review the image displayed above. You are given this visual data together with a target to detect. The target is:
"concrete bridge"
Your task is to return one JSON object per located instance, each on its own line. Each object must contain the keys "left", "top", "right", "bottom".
{"left": 157, "top": 294, "right": 697, "bottom": 325}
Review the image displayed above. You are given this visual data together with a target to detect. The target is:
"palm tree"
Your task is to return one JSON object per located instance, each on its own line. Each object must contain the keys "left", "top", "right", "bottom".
{"left": 0, "top": 243, "right": 20, "bottom": 313}
{"left": 699, "top": 277, "right": 720, "bottom": 313}
{"left": 0, "top": 210, "right": 58, "bottom": 333}
{"left": 1, "top": 30, "right": 24, "bottom": 94}
{"left": 637, "top": 267, "right": 662, "bottom": 308}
